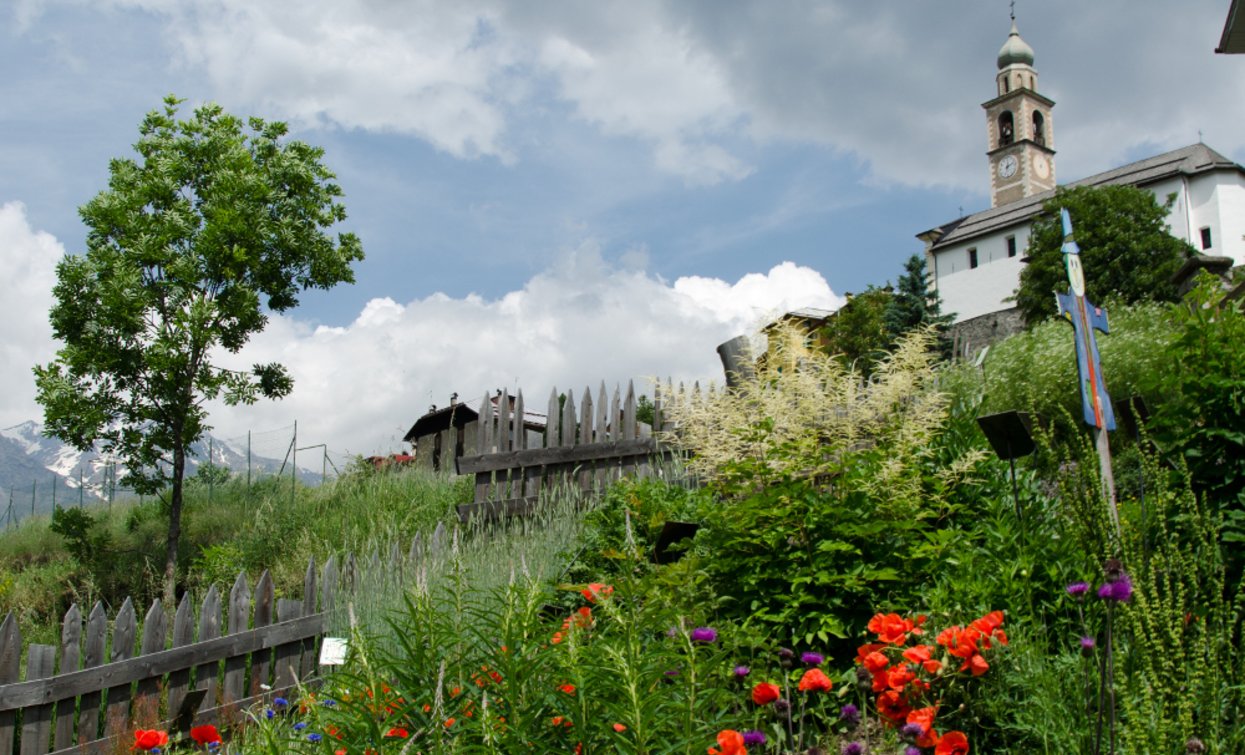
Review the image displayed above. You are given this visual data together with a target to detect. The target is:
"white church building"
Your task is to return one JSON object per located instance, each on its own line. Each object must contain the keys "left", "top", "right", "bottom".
{"left": 918, "top": 21, "right": 1245, "bottom": 350}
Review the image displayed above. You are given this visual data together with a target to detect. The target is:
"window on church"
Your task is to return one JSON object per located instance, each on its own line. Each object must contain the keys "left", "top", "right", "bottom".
{"left": 1006, "top": 236, "right": 1017, "bottom": 258}
{"left": 1201, "top": 227, "right": 1213, "bottom": 250}
{"left": 1032, "top": 111, "right": 1045, "bottom": 146}
{"left": 998, "top": 112, "right": 1014, "bottom": 147}
{"left": 968, "top": 248, "right": 979, "bottom": 269}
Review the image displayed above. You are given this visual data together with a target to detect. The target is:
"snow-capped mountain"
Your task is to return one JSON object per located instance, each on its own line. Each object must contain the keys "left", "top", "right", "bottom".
{"left": 0, "top": 421, "right": 321, "bottom": 520}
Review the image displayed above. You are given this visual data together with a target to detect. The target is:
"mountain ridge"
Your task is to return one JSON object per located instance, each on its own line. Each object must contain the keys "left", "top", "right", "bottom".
{"left": 0, "top": 421, "right": 321, "bottom": 522}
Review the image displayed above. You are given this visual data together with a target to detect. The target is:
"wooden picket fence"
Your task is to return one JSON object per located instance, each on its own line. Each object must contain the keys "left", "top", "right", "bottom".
{"left": 0, "top": 556, "right": 345, "bottom": 755}
{"left": 455, "top": 380, "right": 676, "bottom": 521}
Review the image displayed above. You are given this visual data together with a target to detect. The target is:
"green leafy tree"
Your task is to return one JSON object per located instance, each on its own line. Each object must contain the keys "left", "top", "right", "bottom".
{"left": 34, "top": 96, "right": 364, "bottom": 606}
{"left": 884, "top": 253, "right": 953, "bottom": 354}
{"left": 1015, "top": 185, "right": 1193, "bottom": 324}
{"left": 1147, "top": 276, "right": 1245, "bottom": 537}
{"left": 821, "top": 286, "right": 892, "bottom": 375}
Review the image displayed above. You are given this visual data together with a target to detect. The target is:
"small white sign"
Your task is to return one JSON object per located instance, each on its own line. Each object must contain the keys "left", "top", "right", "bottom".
{"left": 319, "top": 637, "right": 348, "bottom": 666}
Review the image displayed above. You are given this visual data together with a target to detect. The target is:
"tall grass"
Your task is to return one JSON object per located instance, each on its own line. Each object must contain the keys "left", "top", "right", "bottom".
{"left": 328, "top": 481, "right": 592, "bottom": 641}
{"left": 0, "top": 466, "right": 471, "bottom": 641}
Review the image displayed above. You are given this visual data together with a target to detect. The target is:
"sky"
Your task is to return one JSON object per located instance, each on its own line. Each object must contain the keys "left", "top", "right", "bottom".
{"left": 1, "top": 0, "right": 1242, "bottom": 460}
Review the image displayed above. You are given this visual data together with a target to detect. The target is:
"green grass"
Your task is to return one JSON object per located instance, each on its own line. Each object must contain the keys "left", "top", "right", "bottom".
{"left": 0, "top": 465, "right": 472, "bottom": 640}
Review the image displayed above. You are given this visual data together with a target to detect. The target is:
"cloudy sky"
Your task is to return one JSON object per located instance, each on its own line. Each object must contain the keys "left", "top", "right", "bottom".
{"left": 2, "top": 0, "right": 1241, "bottom": 459}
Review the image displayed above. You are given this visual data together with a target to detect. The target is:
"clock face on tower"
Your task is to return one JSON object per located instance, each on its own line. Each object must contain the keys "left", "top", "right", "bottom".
{"left": 998, "top": 155, "right": 1019, "bottom": 179}
{"left": 1033, "top": 154, "right": 1050, "bottom": 179}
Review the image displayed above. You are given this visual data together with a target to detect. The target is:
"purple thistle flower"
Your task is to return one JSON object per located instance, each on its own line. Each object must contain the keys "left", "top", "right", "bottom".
{"left": 733, "top": 664, "right": 751, "bottom": 677}
{"left": 841, "top": 742, "right": 864, "bottom": 755}
{"left": 839, "top": 703, "right": 860, "bottom": 726}
{"left": 742, "top": 730, "right": 767, "bottom": 746}
{"left": 1097, "top": 572, "right": 1133, "bottom": 602}
{"left": 900, "top": 722, "right": 925, "bottom": 740}
{"left": 1066, "top": 581, "right": 1090, "bottom": 598}
{"left": 1080, "top": 636, "right": 1096, "bottom": 650}
{"left": 905, "top": 748, "right": 922, "bottom": 755}
{"left": 800, "top": 651, "right": 824, "bottom": 666}
{"left": 690, "top": 626, "right": 718, "bottom": 643}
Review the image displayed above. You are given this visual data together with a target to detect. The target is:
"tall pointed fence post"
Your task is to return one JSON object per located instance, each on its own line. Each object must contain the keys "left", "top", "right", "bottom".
{"left": 1056, "top": 208, "right": 1120, "bottom": 537}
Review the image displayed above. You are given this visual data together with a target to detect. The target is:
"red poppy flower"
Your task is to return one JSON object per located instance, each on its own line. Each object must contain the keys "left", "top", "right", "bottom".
{"left": 901, "top": 644, "right": 930, "bottom": 663}
{"left": 562, "top": 606, "right": 592, "bottom": 630}
{"left": 862, "top": 650, "right": 890, "bottom": 674}
{"left": 876, "top": 690, "right": 911, "bottom": 722}
{"left": 385, "top": 727, "right": 409, "bottom": 738}
{"left": 751, "top": 681, "right": 781, "bottom": 705}
{"left": 132, "top": 730, "right": 169, "bottom": 751}
{"left": 868, "top": 613, "right": 923, "bottom": 645}
{"left": 559, "top": 683, "right": 576, "bottom": 695}
{"left": 886, "top": 664, "right": 916, "bottom": 691}
{"left": 189, "top": 725, "right": 221, "bottom": 745}
{"left": 798, "top": 668, "right": 833, "bottom": 693}
{"left": 582, "top": 583, "right": 614, "bottom": 602}
{"left": 707, "top": 729, "right": 748, "bottom": 755}
{"left": 935, "top": 730, "right": 970, "bottom": 755}
{"left": 968, "top": 653, "right": 990, "bottom": 676}
{"left": 613, "top": 723, "right": 627, "bottom": 732}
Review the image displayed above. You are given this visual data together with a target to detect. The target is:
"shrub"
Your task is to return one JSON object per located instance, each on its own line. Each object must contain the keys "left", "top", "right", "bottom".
{"left": 659, "top": 325, "right": 985, "bottom": 653}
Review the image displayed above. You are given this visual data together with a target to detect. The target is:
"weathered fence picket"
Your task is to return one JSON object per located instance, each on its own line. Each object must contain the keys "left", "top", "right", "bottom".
{"left": 52, "top": 605, "right": 79, "bottom": 751}
{"left": 104, "top": 598, "right": 136, "bottom": 739}
{"left": 455, "top": 379, "right": 673, "bottom": 521}
{"left": 0, "top": 556, "right": 339, "bottom": 755}
{"left": 0, "top": 614, "right": 17, "bottom": 755}
{"left": 18, "top": 645, "right": 53, "bottom": 755}
{"left": 75, "top": 603, "right": 106, "bottom": 746}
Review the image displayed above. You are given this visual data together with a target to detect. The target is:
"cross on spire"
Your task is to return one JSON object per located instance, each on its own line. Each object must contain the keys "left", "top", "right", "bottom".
{"left": 1010, "top": 0, "right": 1016, "bottom": 21}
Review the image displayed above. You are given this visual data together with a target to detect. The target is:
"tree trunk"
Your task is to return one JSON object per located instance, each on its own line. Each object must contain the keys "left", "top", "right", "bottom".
{"left": 164, "top": 441, "right": 186, "bottom": 610}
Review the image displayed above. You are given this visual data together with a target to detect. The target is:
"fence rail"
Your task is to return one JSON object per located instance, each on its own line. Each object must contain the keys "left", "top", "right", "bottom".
{"left": 0, "top": 557, "right": 339, "bottom": 755}
{"left": 455, "top": 380, "right": 674, "bottom": 521}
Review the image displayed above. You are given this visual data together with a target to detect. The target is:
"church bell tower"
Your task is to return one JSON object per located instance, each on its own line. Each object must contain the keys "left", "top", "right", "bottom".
{"left": 983, "top": 18, "right": 1056, "bottom": 207}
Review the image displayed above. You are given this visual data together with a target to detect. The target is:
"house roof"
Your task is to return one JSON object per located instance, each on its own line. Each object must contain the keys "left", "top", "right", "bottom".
{"left": 403, "top": 395, "right": 548, "bottom": 443}
{"left": 1219, "top": 0, "right": 1245, "bottom": 53}
{"left": 918, "top": 143, "right": 1244, "bottom": 252}
{"left": 404, "top": 402, "right": 479, "bottom": 442}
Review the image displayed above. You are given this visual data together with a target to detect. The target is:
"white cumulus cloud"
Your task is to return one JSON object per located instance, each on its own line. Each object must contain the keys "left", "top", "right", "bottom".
{"left": 207, "top": 246, "right": 842, "bottom": 456}
{"left": 0, "top": 202, "right": 62, "bottom": 429}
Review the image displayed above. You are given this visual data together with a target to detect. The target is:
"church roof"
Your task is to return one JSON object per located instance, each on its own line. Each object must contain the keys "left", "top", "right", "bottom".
{"left": 1219, "top": 0, "right": 1245, "bottom": 53}
{"left": 919, "top": 143, "right": 1243, "bottom": 251}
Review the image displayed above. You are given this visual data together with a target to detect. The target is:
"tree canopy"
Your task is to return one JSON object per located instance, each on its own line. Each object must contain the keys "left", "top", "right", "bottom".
{"left": 34, "top": 96, "right": 364, "bottom": 605}
{"left": 821, "top": 286, "right": 892, "bottom": 375}
{"left": 1014, "top": 185, "right": 1193, "bottom": 324}
{"left": 885, "top": 253, "right": 953, "bottom": 354}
